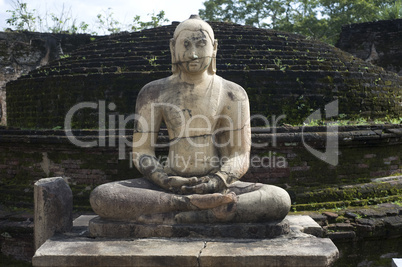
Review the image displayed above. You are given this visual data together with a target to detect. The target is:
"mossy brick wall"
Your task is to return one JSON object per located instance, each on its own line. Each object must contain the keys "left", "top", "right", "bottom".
{"left": 244, "top": 125, "right": 402, "bottom": 187}
{"left": 6, "top": 22, "right": 402, "bottom": 129}
{"left": 0, "top": 141, "right": 140, "bottom": 211}
{"left": 6, "top": 73, "right": 158, "bottom": 129}
{"left": 0, "top": 31, "right": 99, "bottom": 126}
{"left": 336, "top": 19, "right": 402, "bottom": 75}
{"left": 0, "top": 125, "right": 400, "bottom": 210}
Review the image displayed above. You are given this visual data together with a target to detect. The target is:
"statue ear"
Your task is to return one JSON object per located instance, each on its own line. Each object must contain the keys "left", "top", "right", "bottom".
{"left": 208, "top": 39, "right": 218, "bottom": 75}
{"left": 170, "top": 38, "right": 177, "bottom": 74}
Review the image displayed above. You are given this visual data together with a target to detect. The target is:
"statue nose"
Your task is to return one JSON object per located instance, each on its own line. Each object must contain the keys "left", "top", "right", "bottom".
{"left": 191, "top": 52, "right": 199, "bottom": 59}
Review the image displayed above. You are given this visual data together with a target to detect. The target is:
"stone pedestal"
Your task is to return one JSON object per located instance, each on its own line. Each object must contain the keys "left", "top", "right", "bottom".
{"left": 34, "top": 177, "right": 73, "bottom": 250}
{"left": 393, "top": 258, "right": 402, "bottom": 267}
{"left": 32, "top": 215, "right": 339, "bottom": 267}
{"left": 89, "top": 216, "right": 290, "bottom": 239}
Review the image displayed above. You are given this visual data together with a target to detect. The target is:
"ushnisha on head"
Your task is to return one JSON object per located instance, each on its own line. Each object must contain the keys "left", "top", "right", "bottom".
{"left": 170, "top": 15, "right": 217, "bottom": 75}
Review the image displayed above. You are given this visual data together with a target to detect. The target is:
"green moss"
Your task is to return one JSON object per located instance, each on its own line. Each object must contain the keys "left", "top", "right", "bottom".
{"left": 335, "top": 215, "right": 346, "bottom": 223}
{"left": 292, "top": 195, "right": 402, "bottom": 211}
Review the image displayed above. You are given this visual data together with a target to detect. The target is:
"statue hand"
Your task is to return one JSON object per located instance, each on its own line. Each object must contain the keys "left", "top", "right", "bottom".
{"left": 180, "top": 174, "right": 225, "bottom": 194}
{"left": 162, "top": 175, "right": 204, "bottom": 193}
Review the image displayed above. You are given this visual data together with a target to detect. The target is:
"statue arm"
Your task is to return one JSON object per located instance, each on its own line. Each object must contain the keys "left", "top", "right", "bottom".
{"left": 132, "top": 89, "right": 166, "bottom": 187}
{"left": 214, "top": 88, "right": 251, "bottom": 185}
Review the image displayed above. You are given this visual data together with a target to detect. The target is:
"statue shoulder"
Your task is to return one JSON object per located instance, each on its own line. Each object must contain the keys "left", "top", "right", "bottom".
{"left": 137, "top": 77, "right": 170, "bottom": 102}
{"left": 218, "top": 76, "right": 249, "bottom": 101}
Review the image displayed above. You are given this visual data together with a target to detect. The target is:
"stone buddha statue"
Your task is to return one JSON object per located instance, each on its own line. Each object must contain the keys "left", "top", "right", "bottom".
{"left": 90, "top": 15, "right": 291, "bottom": 225}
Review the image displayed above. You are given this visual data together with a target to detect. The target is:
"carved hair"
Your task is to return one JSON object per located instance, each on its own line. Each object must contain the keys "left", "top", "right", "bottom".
{"left": 170, "top": 15, "right": 217, "bottom": 74}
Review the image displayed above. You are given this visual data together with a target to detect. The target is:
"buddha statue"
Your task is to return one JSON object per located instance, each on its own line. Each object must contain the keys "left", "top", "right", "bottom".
{"left": 90, "top": 15, "right": 291, "bottom": 225}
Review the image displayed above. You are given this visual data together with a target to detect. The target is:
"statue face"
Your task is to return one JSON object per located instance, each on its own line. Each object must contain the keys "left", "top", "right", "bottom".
{"left": 174, "top": 30, "right": 214, "bottom": 74}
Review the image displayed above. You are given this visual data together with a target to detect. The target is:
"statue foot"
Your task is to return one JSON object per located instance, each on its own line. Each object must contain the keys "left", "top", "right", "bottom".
{"left": 175, "top": 198, "right": 237, "bottom": 224}
{"left": 137, "top": 212, "right": 176, "bottom": 224}
{"left": 185, "top": 192, "right": 237, "bottom": 210}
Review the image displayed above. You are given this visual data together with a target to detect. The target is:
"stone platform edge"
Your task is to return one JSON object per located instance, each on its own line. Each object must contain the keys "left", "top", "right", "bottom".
{"left": 88, "top": 216, "right": 291, "bottom": 239}
{"left": 32, "top": 215, "right": 338, "bottom": 267}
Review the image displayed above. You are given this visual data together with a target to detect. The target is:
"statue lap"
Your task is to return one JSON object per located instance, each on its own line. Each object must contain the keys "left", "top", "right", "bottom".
{"left": 90, "top": 178, "right": 291, "bottom": 223}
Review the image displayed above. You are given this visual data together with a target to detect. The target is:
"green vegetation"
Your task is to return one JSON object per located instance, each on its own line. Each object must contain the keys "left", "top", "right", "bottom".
{"left": 6, "top": 0, "right": 402, "bottom": 44}
{"left": 5, "top": 0, "right": 169, "bottom": 34}
{"left": 199, "top": 0, "right": 402, "bottom": 44}
{"left": 301, "top": 116, "right": 402, "bottom": 126}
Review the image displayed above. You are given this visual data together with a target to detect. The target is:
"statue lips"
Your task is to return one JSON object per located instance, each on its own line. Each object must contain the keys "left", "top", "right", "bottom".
{"left": 189, "top": 59, "right": 200, "bottom": 67}
{"left": 187, "top": 59, "right": 203, "bottom": 72}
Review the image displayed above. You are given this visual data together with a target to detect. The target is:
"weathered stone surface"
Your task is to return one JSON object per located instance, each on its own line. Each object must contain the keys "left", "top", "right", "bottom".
{"left": 308, "top": 213, "right": 328, "bottom": 226}
{"left": 33, "top": 236, "right": 339, "bottom": 267}
{"left": 345, "top": 211, "right": 358, "bottom": 219}
{"left": 89, "top": 16, "right": 291, "bottom": 225}
{"left": 325, "top": 231, "right": 356, "bottom": 241}
{"left": 33, "top": 237, "right": 203, "bottom": 267}
{"left": 200, "top": 237, "right": 339, "bottom": 267}
{"left": 358, "top": 208, "right": 387, "bottom": 218}
{"left": 34, "top": 177, "right": 73, "bottom": 250}
{"left": 89, "top": 216, "right": 290, "bottom": 239}
{"left": 90, "top": 179, "right": 291, "bottom": 224}
{"left": 327, "top": 223, "right": 354, "bottom": 232}
{"left": 0, "top": 31, "right": 97, "bottom": 126}
{"left": 336, "top": 19, "right": 402, "bottom": 75}
{"left": 33, "top": 215, "right": 339, "bottom": 267}
{"left": 383, "top": 216, "right": 402, "bottom": 236}
{"left": 323, "top": 212, "right": 338, "bottom": 221}
{"left": 286, "top": 215, "right": 323, "bottom": 237}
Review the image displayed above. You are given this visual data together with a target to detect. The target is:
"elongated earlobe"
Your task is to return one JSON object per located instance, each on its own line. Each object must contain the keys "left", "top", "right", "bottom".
{"left": 208, "top": 40, "right": 218, "bottom": 75}
{"left": 170, "top": 38, "right": 178, "bottom": 74}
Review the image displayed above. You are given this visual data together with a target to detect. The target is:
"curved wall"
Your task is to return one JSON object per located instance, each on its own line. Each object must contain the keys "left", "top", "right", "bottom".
{"left": 6, "top": 22, "right": 402, "bottom": 129}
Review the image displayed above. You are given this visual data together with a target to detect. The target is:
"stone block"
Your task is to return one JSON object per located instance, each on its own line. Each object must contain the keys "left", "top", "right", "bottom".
{"left": 34, "top": 177, "right": 73, "bottom": 250}
{"left": 331, "top": 223, "right": 354, "bottom": 232}
{"left": 33, "top": 238, "right": 203, "bottom": 267}
{"left": 326, "top": 231, "right": 356, "bottom": 241}
{"left": 89, "top": 216, "right": 290, "bottom": 239}
{"left": 322, "top": 211, "right": 338, "bottom": 220}
{"left": 285, "top": 215, "right": 323, "bottom": 237}
{"left": 359, "top": 208, "right": 387, "bottom": 218}
{"left": 33, "top": 236, "right": 339, "bottom": 267}
{"left": 200, "top": 238, "right": 338, "bottom": 267}
{"left": 344, "top": 211, "right": 358, "bottom": 219}
{"left": 308, "top": 213, "right": 328, "bottom": 226}
{"left": 33, "top": 215, "right": 339, "bottom": 267}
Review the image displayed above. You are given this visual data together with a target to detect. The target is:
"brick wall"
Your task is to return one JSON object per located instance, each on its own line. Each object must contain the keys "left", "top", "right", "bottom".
{"left": 336, "top": 19, "right": 402, "bottom": 75}
{"left": 6, "top": 22, "right": 402, "bottom": 129}
{"left": 0, "top": 31, "right": 98, "bottom": 126}
{"left": 0, "top": 125, "right": 400, "bottom": 210}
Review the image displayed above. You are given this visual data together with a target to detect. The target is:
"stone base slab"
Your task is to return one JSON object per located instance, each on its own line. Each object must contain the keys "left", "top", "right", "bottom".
{"left": 89, "top": 216, "right": 290, "bottom": 239}
{"left": 32, "top": 215, "right": 338, "bottom": 267}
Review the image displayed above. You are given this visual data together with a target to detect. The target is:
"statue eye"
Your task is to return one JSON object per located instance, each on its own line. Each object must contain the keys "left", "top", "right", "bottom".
{"left": 184, "top": 40, "right": 190, "bottom": 47}
{"left": 197, "top": 40, "right": 207, "bottom": 47}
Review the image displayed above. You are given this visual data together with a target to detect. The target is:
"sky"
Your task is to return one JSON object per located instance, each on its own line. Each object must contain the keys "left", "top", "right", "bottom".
{"left": 0, "top": 0, "right": 206, "bottom": 33}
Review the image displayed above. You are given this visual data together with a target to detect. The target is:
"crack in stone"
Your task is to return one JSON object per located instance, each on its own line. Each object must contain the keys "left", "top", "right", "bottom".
{"left": 197, "top": 241, "right": 207, "bottom": 267}
{"left": 168, "top": 125, "right": 249, "bottom": 143}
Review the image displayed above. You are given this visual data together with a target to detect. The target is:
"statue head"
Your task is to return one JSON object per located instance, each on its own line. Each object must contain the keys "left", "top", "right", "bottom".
{"left": 170, "top": 15, "right": 217, "bottom": 75}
